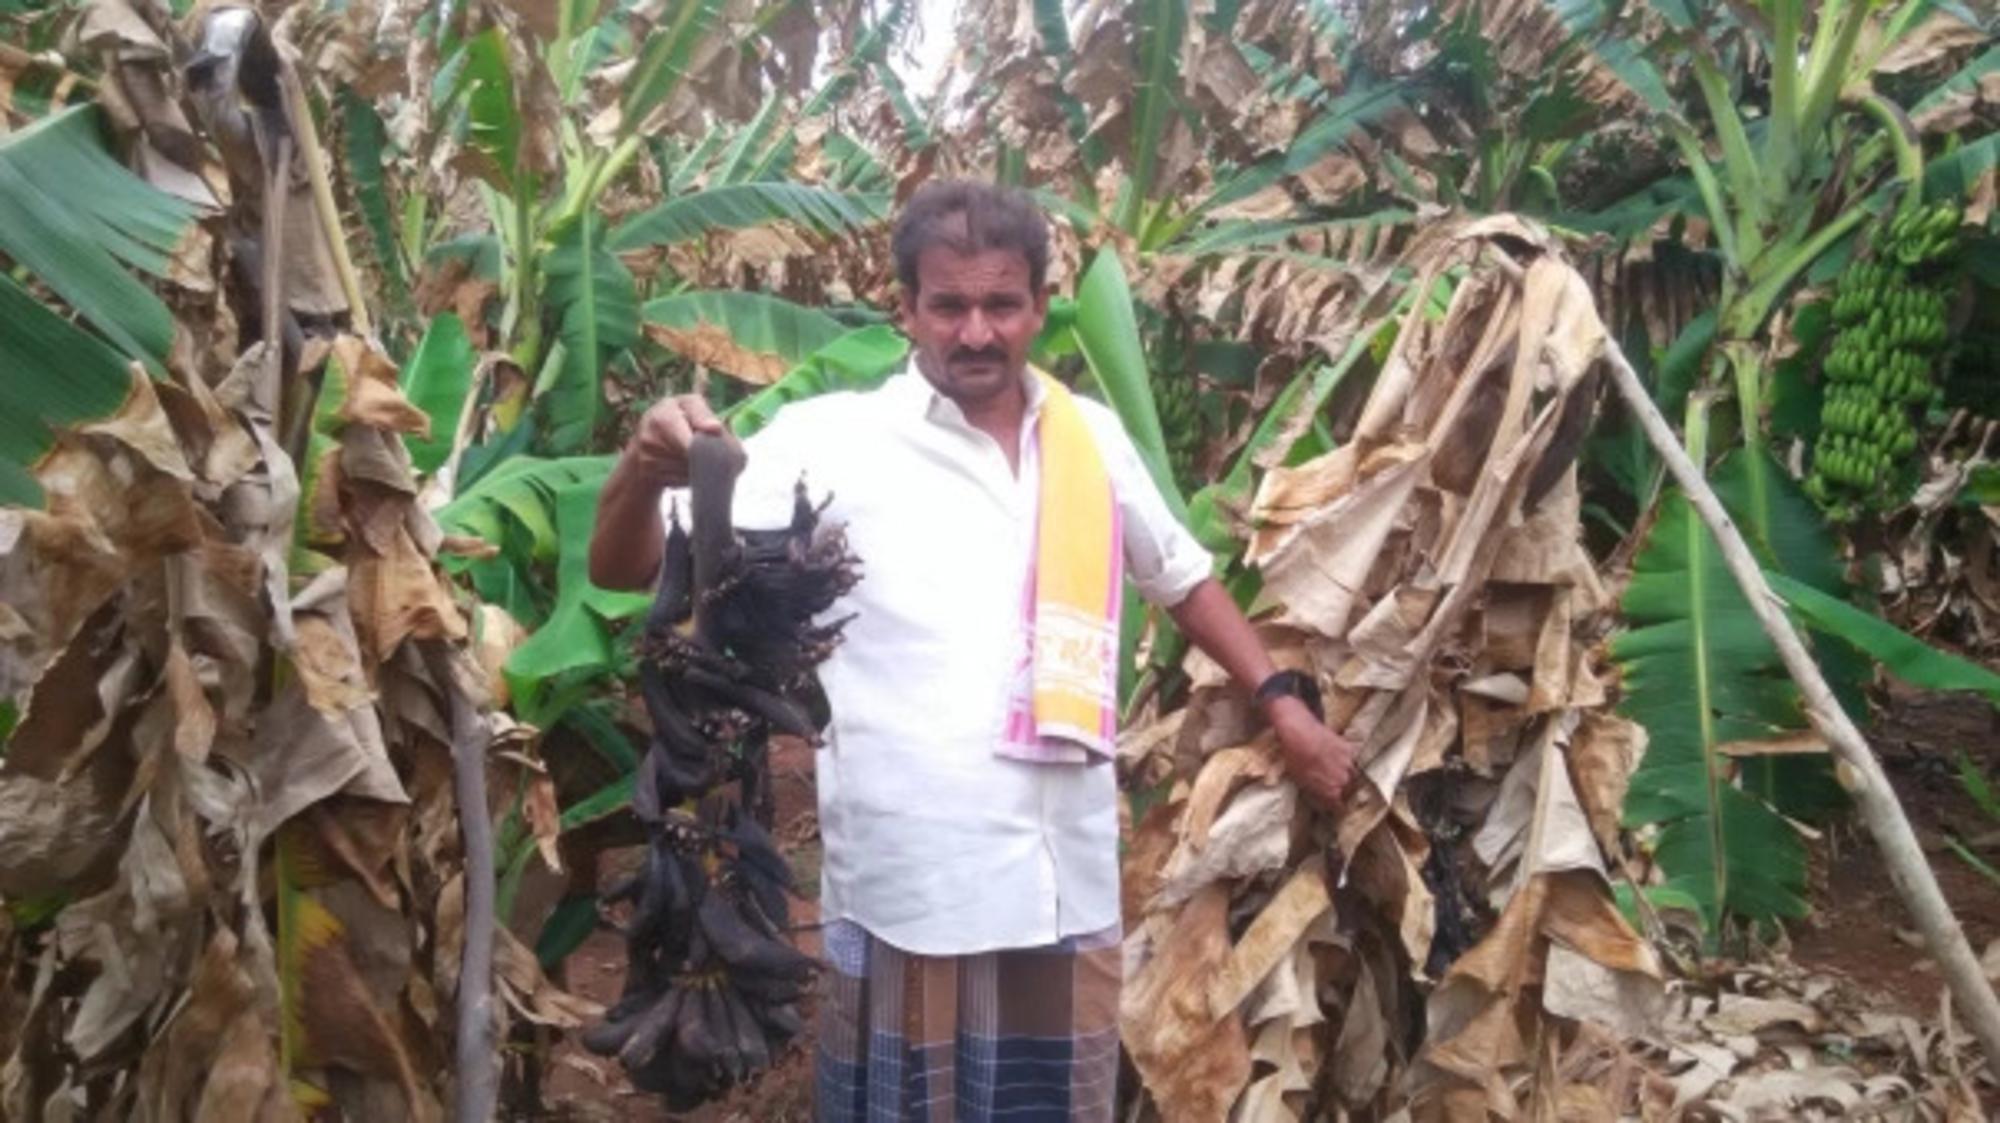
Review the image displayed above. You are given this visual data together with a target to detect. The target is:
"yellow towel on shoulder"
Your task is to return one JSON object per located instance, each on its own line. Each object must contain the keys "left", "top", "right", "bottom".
{"left": 999, "top": 369, "right": 1123, "bottom": 763}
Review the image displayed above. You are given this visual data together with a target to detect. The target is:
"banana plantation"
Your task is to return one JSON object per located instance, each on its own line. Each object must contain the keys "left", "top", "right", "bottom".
{"left": 2, "top": 0, "right": 2000, "bottom": 1117}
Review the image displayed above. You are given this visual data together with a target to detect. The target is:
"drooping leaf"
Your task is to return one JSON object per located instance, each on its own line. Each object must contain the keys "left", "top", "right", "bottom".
{"left": 1198, "top": 80, "right": 1408, "bottom": 215}
{"left": 535, "top": 894, "right": 600, "bottom": 970}
{"left": 724, "top": 324, "right": 910, "bottom": 437}
{"left": 642, "top": 290, "right": 847, "bottom": 384}
{"left": 608, "top": 183, "right": 889, "bottom": 252}
{"left": 400, "top": 313, "right": 477, "bottom": 474}
{"left": 1923, "top": 132, "right": 1999, "bottom": 204}
{"left": 559, "top": 699, "right": 641, "bottom": 773}
{"left": 1765, "top": 572, "right": 2000, "bottom": 703}
{"left": 710, "top": 92, "right": 791, "bottom": 184}
{"left": 538, "top": 215, "right": 638, "bottom": 453}
{"left": 0, "top": 105, "right": 195, "bottom": 368}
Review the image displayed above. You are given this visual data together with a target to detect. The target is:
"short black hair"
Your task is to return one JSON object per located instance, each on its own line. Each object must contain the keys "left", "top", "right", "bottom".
{"left": 891, "top": 180, "right": 1050, "bottom": 297}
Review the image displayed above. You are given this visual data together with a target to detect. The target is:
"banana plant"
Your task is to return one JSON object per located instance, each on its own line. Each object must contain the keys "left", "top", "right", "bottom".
{"left": 1586, "top": 0, "right": 1993, "bottom": 540}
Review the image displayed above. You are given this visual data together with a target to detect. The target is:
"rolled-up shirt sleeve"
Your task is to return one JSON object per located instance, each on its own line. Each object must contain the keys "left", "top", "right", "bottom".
{"left": 1082, "top": 403, "right": 1213, "bottom": 607}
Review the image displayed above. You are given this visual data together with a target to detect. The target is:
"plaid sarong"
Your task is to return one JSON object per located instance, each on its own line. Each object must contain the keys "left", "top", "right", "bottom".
{"left": 814, "top": 919, "right": 1121, "bottom": 1122}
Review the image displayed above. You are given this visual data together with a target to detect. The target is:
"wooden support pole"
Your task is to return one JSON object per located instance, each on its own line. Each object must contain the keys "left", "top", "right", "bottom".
{"left": 1602, "top": 339, "right": 2000, "bottom": 1071}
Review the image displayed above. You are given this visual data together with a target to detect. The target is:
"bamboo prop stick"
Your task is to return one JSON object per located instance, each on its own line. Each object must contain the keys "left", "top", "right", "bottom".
{"left": 426, "top": 644, "right": 500, "bottom": 1123}
{"left": 1603, "top": 339, "right": 2000, "bottom": 1071}
{"left": 277, "top": 52, "right": 372, "bottom": 340}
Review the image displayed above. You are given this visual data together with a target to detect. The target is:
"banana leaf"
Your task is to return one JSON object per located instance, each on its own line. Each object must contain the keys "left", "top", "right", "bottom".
{"left": 0, "top": 105, "right": 195, "bottom": 369}
{"left": 400, "top": 313, "right": 477, "bottom": 474}
{"left": 642, "top": 290, "right": 847, "bottom": 384}
{"left": 435, "top": 455, "right": 617, "bottom": 625}
{"left": 502, "top": 480, "right": 650, "bottom": 726}
{"left": 1765, "top": 573, "right": 2000, "bottom": 703}
{"left": 1196, "top": 79, "right": 1408, "bottom": 217}
{"left": 0, "top": 272, "right": 136, "bottom": 508}
{"left": 1116, "top": 0, "right": 1188, "bottom": 232}
{"left": 724, "top": 324, "right": 910, "bottom": 438}
{"left": 710, "top": 93, "right": 791, "bottom": 185}
{"left": 340, "top": 89, "right": 407, "bottom": 307}
{"left": 609, "top": 183, "right": 889, "bottom": 252}
{"left": 447, "top": 27, "right": 527, "bottom": 194}
{"left": 1617, "top": 450, "right": 1851, "bottom": 931}
{"left": 538, "top": 215, "right": 639, "bottom": 453}
{"left": 617, "top": 0, "right": 726, "bottom": 143}
{"left": 1071, "top": 250, "right": 1187, "bottom": 521}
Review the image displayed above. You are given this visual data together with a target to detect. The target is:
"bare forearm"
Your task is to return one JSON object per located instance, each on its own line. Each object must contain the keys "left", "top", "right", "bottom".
{"left": 588, "top": 451, "right": 669, "bottom": 591}
{"left": 1166, "top": 578, "right": 1279, "bottom": 697}
{"left": 1167, "top": 577, "right": 1357, "bottom": 806}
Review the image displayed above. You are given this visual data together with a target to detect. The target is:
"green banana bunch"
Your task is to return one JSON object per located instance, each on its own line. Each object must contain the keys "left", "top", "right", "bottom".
{"left": 1807, "top": 200, "right": 1960, "bottom": 514}
{"left": 1152, "top": 367, "right": 1204, "bottom": 492}
{"left": 584, "top": 435, "right": 858, "bottom": 1109}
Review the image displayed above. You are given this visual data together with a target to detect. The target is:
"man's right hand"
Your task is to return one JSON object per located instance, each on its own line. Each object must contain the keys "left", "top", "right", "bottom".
{"left": 629, "top": 394, "right": 734, "bottom": 487}
{"left": 591, "top": 395, "right": 736, "bottom": 590}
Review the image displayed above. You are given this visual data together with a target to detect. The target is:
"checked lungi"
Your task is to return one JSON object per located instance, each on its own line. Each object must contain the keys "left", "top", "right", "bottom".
{"left": 814, "top": 919, "right": 1122, "bottom": 1123}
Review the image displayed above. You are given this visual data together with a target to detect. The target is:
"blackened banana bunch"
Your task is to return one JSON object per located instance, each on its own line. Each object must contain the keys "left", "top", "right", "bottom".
{"left": 1808, "top": 201, "right": 1960, "bottom": 516}
{"left": 584, "top": 435, "right": 859, "bottom": 1109}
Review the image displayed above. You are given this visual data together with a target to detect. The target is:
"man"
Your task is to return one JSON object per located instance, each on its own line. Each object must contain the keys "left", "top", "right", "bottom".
{"left": 589, "top": 181, "right": 1355, "bottom": 1122}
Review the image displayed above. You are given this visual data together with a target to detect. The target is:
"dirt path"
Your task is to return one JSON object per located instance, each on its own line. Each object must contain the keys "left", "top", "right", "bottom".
{"left": 1789, "top": 688, "right": 2000, "bottom": 1018}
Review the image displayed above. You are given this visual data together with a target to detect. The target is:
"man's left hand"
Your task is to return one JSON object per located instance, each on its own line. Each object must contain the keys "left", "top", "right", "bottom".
{"left": 1266, "top": 697, "right": 1358, "bottom": 811}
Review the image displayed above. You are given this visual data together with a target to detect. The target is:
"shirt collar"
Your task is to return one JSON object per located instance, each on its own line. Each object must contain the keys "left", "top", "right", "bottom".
{"left": 890, "top": 361, "right": 1047, "bottom": 430}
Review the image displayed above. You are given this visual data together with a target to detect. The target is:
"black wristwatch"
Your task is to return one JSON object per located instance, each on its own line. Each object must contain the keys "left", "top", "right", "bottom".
{"left": 1254, "top": 669, "right": 1323, "bottom": 722}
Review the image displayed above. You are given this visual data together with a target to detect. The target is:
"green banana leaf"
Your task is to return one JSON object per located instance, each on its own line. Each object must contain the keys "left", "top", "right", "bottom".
{"left": 448, "top": 28, "right": 528, "bottom": 194}
{"left": 435, "top": 455, "right": 617, "bottom": 624}
{"left": 0, "top": 272, "right": 137, "bottom": 509}
{"left": 1616, "top": 450, "right": 1853, "bottom": 932}
{"left": 1924, "top": 133, "right": 1999, "bottom": 206}
{"left": 538, "top": 215, "right": 639, "bottom": 453}
{"left": 340, "top": 89, "right": 407, "bottom": 306}
{"left": 1071, "top": 251, "right": 1187, "bottom": 521}
{"left": 1764, "top": 573, "right": 2000, "bottom": 703}
{"left": 400, "top": 313, "right": 477, "bottom": 474}
{"left": 666, "top": 124, "right": 731, "bottom": 195}
{"left": 642, "top": 291, "right": 848, "bottom": 383}
{"left": 501, "top": 480, "right": 651, "bottom": 725}
{"left": 711, "top": 93, "right": 791, "bottom": 185}
{"left": 1913, "top": 44, "right": 2000, "bottom": 119}
{"left": 617, "top": 0, "right": 726, "bottom": 144}
{"left": 0, "top": 105, "right": 196, "bottom": 369}
{"left": 608, "top": 183, "right": 890, "bottom": 252}
{"left": 724, "top": 325, "right": 910, "bottom": 438}
{"left": 1117, "top": 0, "right": 1188, "bottom": 232}
{"left": 1196, "top": 79, "right": 1408, "bottom": 217}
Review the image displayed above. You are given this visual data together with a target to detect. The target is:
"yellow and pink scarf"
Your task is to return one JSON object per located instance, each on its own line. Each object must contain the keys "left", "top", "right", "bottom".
{"left": 999, "top": 370, "right": 1123, "bottom": 764}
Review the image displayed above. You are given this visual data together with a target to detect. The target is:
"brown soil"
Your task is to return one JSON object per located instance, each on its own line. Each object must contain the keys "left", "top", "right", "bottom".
{"left": 1789, "top": 687, "right": 2000, "bottom": 1017}
{"left": 522, "top": 689, "right": 2000, "bottom": 1117}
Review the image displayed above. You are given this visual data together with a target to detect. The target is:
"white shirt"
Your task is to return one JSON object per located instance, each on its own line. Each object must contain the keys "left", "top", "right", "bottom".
{"left": 661, "top": 367, "right": 1211, "bottom": 955}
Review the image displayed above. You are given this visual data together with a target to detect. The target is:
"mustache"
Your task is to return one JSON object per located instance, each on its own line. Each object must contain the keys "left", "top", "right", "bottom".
{"left": 948, "top": 347, "right": 1007, "bottom": 364}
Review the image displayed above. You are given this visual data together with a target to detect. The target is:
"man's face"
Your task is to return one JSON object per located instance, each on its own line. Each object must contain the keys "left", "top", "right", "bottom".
{"left": 901, "top": 244, "right": 1048, "bottom": 408}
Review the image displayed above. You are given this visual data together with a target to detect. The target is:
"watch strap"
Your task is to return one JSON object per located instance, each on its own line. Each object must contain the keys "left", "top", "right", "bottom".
{"left": 1254, "top": 669, "right": 1324, "bottom": 722}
